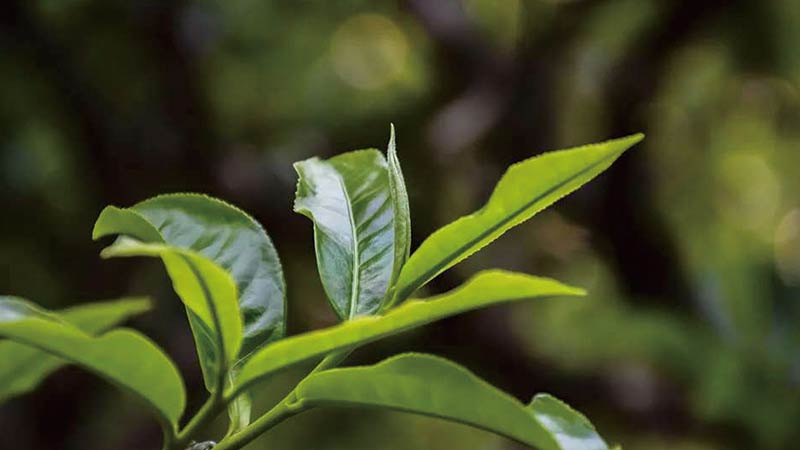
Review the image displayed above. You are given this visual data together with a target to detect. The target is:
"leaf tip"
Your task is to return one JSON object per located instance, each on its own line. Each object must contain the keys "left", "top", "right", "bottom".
{"left": 388, "top": 123, "right": 396, "bottom": 153}
{"left": 570, "top": 286, "right": 588, "bottom": 297}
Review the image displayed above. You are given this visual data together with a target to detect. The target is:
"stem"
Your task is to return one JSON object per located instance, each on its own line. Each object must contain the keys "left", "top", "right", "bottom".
{"left": 160, "top": 422, "right": 177, "bottom": 450}
{"left": 212, "top": 393, "right": 298, "bottom": 450}
{"left": 171, "top": 392, "right": 226, "bottom": 450}
{"left": 214, "top": 350, "right": 352, "bottom": 450}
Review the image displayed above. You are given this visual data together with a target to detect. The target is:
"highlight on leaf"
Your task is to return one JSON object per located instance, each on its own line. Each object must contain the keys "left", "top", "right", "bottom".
{"left": 294, "top": 149, "right": 400, "bottom": 319}
{"left": 93, "top": 193, "right": 287, "bottom": 431}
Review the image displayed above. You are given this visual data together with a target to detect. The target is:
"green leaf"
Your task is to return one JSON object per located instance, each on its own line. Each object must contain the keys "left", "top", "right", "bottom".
{"left": 94, "top": 193, "right": 286, "bottom": 357}
{"left": 528, "top": 394, "right": 610, "bottom": 450}
{"left": 99, "top": 237, "right": 243, "bottom": 392}
{"left": 0, "top": 296, "right": 185, "bottom": 428}
{"left": 294, "top": 149, "right": 400, "bottom": 318}
{"left": 385, "top": 124, "right": 411, "bottom": 305}
{"left": 94, "top": 194, "right": 285, "bottom": 430}
{"left": 0, "top": 297, "right": 151, "bottom": 402}
{"left": 294, "top": 353, "right": 609, "bottom": 450}
{"left": 233, "top": 270, "right": 583, "bottom": 395}
{"left": 393, "top": 134, "right": 643, "bottom": 302}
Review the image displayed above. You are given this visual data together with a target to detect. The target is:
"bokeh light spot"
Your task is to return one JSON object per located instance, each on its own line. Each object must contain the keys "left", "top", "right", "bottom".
{"left": 330, "top": 14, "right": 409, "bottom": 91}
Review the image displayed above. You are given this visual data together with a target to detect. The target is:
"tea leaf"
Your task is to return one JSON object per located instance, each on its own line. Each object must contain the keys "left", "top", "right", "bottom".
{"left": 0, "top": 297, "right": 185, "bottom": 428}
{"left": 393, "top": 134, "right": 643, "bottom": 301}
{"left": 100, "top": 237, "right": 243, "bottom": 392}
{"left": 294, "top": 150, "right": 399, "bottom": 318}
{"left": 233, "top": 270, "right": 582, "bottom": 394}
{"left": 294, "top": 353, "right": 609, "bottom": 450}
{"left": 0, "top": 297, "right": 151, "bottom": 402}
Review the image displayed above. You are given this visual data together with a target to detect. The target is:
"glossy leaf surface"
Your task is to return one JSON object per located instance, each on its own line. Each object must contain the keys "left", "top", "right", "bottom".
{"left": 234, "top": 270, "right": 583, "bottom": 394}
{"left": 99, "top": 237, "right": 243, "bottom": 390}
{"left": 94, "top": 194, "right": 285, "bottom": 431}
{"left": 0, "top": 297, "right": 151, "bottom": 402}
{"left": 295, "top": 354, "right": 609, "bottom": 450}
{"left": 0, "top": 297, "right": 185, "bottom": 427}
{"left": 294, "top": 149, "right": 398, "bottom": 318}
{"left": 393, "top": 134, "right": 643, "bottom": 301}
{"left": 94, "top": 194, "right": 286, "bottom": 357}
{"left": 385, "top": 124, "right": 411, "bottom": 303}
{"left": 529, "top": 394, "right": 610, "bottom": 450}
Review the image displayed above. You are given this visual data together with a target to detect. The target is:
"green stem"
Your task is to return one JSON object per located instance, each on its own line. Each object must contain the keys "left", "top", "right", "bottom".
{"left": 171, "top": 392, "right": 225, "bottom": 450}
{"left": 160, "top": 422, "right": 178, "bottom": 450}
{"left": 214, "top": 350, "right": 352, "bottom": 450}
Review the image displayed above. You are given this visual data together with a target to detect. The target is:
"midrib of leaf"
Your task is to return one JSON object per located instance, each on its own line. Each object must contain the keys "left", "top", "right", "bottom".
{"left": 333, "top": 171, "right": 361, "bottom": 320}
{"left": 397, "top": 155, "right": 611, "bottom": 301}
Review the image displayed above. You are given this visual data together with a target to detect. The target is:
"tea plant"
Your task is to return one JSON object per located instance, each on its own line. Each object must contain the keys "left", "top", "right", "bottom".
{"left": 0, "top": 127, "right": 641, "bottom": 450}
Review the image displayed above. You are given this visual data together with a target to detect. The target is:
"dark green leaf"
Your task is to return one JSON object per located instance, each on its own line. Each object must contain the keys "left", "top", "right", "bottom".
{"left": 233, "top": 270, "right": 583, "bottom": 395}
{"left": 94, "top": 194, "right": 286, "bottom": 357}
{"left": 393, "top": 134, "right": 643, "bottom": 301}
{"left": 294, "top": 353, "right": 610, "bottom": 450}
{"left": 94, "top": 194, "right": 285, "bottom": 431}
{"left": 0, "top": 297, "right": 185, "bottom": 428}
{"left": 294, "top": 149, "right": 399, "bottom": 318}
{"left": 0, "top": 297, "right": 151, "bottom": 402}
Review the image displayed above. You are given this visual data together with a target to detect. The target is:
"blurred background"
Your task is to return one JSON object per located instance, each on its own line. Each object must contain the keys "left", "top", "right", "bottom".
{"left": 1, "top": 1, "right": 799, "bottom": 449}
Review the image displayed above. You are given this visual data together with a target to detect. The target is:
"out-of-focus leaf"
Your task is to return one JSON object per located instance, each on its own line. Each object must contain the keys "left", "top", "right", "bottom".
{"left": 294, "top": 149, "right": 398, "bottom": 318}
{"left": 99, "top": 237, "right": 243, "bottom": 392}
{"left": 393, "top": 134, "right": 643, "bottom": 301}
{"left": 294, "top": 353, "right": 609, "bottom": 450}
{"left": 0, "top": 296, "right": 185, "bottom": 428}
{"left": 233, "top": 270, "right": 583, "bottom": 394}
{"left": 0, "top": 297, "right": 151, "bottom": 402}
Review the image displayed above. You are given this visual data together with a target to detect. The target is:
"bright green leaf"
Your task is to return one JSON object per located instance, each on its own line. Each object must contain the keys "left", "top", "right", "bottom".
{"left": 0, "top": 297, "right": 185, "bottom": 428}
{"left": 294, "top": 353, "right": 610, "bottom": 450}
{"left": 233, "top": 270, "right": 583, "bottom": 395}
{"left": 294, "top": 149, "right": 400, "bottom": 318}
{"left": 393, "top": 134, "right": 643, "bottom": 301}
{"left": 99, "top": 237, "right": 243, "bottom": 392}
{"left": 0, "top": 297, "right": 151, "bottom": 402}
{"left": 385, "top": 124, "right": 411, "bottom": 306}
